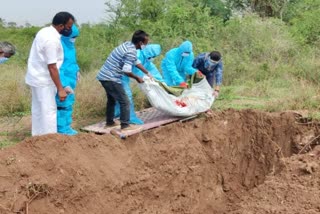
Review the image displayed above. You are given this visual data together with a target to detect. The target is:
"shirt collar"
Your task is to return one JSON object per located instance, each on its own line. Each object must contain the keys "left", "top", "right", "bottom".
{"left": 50, "top": 25, "right": 61, "bottom": 39}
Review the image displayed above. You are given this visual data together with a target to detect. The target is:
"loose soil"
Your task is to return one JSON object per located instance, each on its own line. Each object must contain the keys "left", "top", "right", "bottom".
{"left": 0, "top": 109, "right": 319, "bottom": 214}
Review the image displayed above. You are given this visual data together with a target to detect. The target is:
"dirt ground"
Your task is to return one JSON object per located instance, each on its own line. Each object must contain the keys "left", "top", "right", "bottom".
{"left": 0, "top": 109, "right": 319, "bottom": 214}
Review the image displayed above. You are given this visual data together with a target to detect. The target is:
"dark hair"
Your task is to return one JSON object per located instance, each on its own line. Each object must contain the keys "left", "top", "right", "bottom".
{"left": 131, "top": 30, "right": 149, "bottom": 45}
{"left": 52, "top": 12, "right": 75, "bottom": 25}
{"left": 209, "top": 51, "right": 221, "bottom": 61}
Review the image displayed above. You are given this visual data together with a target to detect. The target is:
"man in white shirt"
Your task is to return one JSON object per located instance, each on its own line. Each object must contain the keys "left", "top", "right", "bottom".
{"left": 25, "top": 11, "right": 75, "bottom": 136}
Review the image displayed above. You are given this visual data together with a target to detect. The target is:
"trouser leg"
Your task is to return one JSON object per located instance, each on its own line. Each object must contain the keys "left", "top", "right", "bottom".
{"left": 100, "top": 81, "right": 130, "bottom": 128}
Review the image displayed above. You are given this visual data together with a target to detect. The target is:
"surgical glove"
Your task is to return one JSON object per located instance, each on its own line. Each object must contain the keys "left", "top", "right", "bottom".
{"left": 197, "top": 70, "right": 204, "bottom": 77}
{"left": 179, "top": 82, "right": 188, "bottom": 88}
{"left": 64, "top": 86, "right": 74, "bottom": 94}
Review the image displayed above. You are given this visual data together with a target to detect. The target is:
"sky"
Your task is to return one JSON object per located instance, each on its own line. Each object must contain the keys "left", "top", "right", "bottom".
{"left": 0, "top": 0, "right": 111, "bottom": 26}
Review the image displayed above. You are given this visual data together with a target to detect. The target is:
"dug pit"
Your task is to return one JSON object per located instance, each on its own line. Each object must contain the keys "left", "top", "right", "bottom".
{"left": 0, "top": 109, "right": 319, "bottom": 214}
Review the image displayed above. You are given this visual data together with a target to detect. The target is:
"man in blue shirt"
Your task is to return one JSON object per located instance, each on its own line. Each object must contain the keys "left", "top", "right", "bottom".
{"left": 97, "top": 30, "right": 150, "bottom": 131}
{"left": 192, "top": 51, "right": 223, "bottom": 97}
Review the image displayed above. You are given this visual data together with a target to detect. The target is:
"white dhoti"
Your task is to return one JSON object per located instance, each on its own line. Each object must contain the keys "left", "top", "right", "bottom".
{"left": 31, "top": 85, "right": 57, "bottom": 136}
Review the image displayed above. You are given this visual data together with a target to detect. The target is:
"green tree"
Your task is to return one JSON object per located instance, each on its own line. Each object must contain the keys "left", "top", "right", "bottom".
{"left": 140, "top": 0, "right": 167, "bottom": 21}
{"left": 287, "top": 0, "right": 320, "bottom": 44}
{"left": 221, "top": 0, "right": 290, "bottom": 20}
{"left": 191, "top": 0, "right": 231, "bottom": 21}
{"left": 7, "top": 22, "right": 17, "bottom": 28}
{"left": 105, "top": 0, "right": 141, "bottom": 28}
{"left": 0, "top": 18, "right": 5, "bottom": 27}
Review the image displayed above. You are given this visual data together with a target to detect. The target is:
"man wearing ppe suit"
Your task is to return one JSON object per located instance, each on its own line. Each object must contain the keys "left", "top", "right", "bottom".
{"left": 114, "top": 44, "right": 163, "bottom": 125}
{"left": 192, "top": 51, "right": 223, "bottom": 98}
{"left": 161, "top": 40, "right": 197, "bottom": 88}
{"left": 25, "top": 12, "right": 75, "bottom": 136}
{"left": 0, "top": 41, "right": 15, "bottom": 64}
{"left": 133, "top": 44, "right": 163, "bottom": 82}
{"left": 97, "top": 30, "right": 152, "bottom": 131}
{"left": 56, "top": 24, "right": 80, "bottom": 135}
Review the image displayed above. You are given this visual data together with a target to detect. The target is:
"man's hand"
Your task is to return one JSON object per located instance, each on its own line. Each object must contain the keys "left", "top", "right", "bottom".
{"left": 126, "top": 72, "right": 144, "bottom": 83}
{"left": 179, "top": 82, "right": 188, "bottom": 88}
{"left": 146, "top": 72, "right": 154, "bottom": 80}
{"left": 136, "top": 77, "right": 144, "bottom": 84}
{"left": 48, "top": 63, "right": 66, "bottom": 101}
{"left": 58, "top": 89, "right": 67, "bottom": 101}
{"left": 136, "top": 63, "right": 153, "bottom": 80}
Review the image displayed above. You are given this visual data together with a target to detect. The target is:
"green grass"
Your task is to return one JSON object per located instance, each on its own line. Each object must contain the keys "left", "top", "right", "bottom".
{"left": 308, "top": 112, "right": 320, "bottom": 120}
{"left": 212, "top": 75, "right": 320, "bottom": 112}
{"left": 1, "top": 13, "right": 319, "bottom": 148}
{"left": 0, "top": 135, "right": 25, "bottom": 148}
{"left": 0, "top": 116, "right": 31, "bottom": 148}
{"left": 0, "top": 139, "right": 19, "bottom": 148}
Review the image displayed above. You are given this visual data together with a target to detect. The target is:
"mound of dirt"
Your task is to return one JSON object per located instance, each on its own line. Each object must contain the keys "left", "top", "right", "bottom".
{"left": 0, "top": 109, "right": 319, "bottom": 214}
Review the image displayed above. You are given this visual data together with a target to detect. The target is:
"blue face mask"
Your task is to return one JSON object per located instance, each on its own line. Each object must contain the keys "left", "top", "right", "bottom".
{"left": 0, "top": 57, "right": 9, "bottom": 64}
{"left": 181, "top": 52, "right": 190, "bottom": 57}
{"left": 204, "top": 59, "right": 218, "bottom": 70}
{"left": 140, "top": 44, "right": 146, "bottom": 50}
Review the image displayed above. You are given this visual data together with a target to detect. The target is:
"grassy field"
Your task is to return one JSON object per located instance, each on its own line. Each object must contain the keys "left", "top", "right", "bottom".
{"left": 1, "top": 6, "right": 319, "bottom": 147}
{"left": 0, "top": 62, "right": 318, "bottom": 148}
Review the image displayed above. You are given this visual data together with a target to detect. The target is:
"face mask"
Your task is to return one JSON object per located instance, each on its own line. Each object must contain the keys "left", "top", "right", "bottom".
{"left": 204, "top": 59, "right": 218, "bottom": 70}
{"left": 0, "top": 57, "right": 9, "bottom": 64}
{"left": 60, "top": 26, "right": 72, "bottom": 37}
{"left": 70, "top": 38, "right": 76, "bottom": 43}
{"left": 182, "top": 52, "right": 190, "bottom": 57}
{"left": 140, "top": 44, "right": 146, "bottom": 50}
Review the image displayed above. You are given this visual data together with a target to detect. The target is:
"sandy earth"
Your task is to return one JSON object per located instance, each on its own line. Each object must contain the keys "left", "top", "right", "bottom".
{"left": 0, "top": 109, "right": 319, "bottom": 214}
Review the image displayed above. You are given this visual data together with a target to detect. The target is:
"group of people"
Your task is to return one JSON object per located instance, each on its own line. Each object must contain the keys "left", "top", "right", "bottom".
{"left": 4, "top": 11, "right": 224, "bottom": 136}
{"left": 25, "top": 11, "right": 79, "bottom": 136}
{"left": 97, "top": 32, "right": 224, "bottom": 132}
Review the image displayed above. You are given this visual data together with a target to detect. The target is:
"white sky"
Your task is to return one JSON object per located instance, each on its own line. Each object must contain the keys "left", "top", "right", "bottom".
{"left": 0, "top": 0, "right": 110, "bottom": 26}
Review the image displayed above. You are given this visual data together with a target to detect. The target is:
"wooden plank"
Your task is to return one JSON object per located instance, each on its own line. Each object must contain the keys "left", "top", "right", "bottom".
{"left": 81, "top": 107, "right": 184, "bottom": 136}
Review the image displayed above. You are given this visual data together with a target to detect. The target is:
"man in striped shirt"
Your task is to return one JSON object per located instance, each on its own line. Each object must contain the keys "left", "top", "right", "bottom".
{"left": 97, "top": 30, "right": 151, "bottom": 131}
